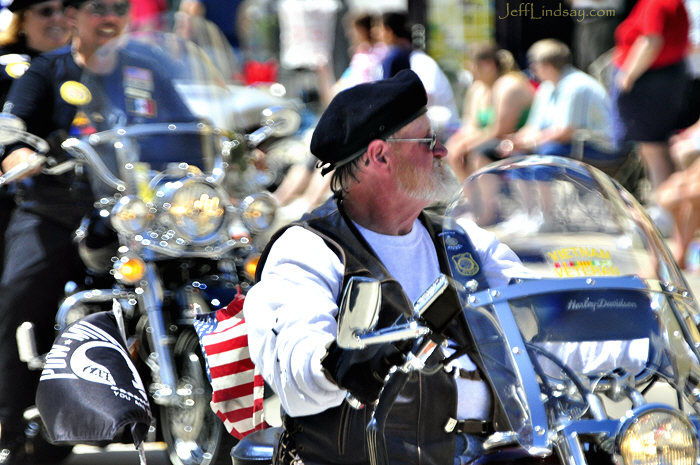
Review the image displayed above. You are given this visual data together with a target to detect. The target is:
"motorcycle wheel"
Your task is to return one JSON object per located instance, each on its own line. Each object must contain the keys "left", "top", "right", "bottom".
{"left": 160, "top": 330, "right": 238, "bottom": 465}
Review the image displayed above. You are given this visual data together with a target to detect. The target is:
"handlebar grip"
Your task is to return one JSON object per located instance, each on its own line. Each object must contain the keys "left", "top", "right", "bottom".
{"left": 366, "top": 369, "right": 410, "bottom": 465}
{"left": 0, "top": 153, "right": 46, "bottom": 185}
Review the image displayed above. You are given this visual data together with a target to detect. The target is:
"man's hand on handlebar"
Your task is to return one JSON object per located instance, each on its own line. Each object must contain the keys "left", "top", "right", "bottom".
{"left": 1, "top": 147, "right": 44, "bottom": 180}
{"left": 321, "top": 341, "right": 408, "bottom": 406}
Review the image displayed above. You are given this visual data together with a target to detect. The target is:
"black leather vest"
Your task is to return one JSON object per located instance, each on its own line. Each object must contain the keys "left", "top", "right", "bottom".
{"left": 256, "top": 199, "right": 506, "bottom": 465}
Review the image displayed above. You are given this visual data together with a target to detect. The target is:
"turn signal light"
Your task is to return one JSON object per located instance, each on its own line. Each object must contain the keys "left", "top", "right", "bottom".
{"left": 117, "top": 257, "right": 146, "bottom": 284}
{"left": 244, "top": 255, "right": 260, "bottom": 281}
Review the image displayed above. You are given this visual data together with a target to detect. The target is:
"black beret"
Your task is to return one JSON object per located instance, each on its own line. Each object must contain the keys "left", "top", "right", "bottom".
{"left": 311, "top": 69, "right": 427, "bottom": 174}
{"left": 7, "top": 0, "right": 54, "bottom": 12}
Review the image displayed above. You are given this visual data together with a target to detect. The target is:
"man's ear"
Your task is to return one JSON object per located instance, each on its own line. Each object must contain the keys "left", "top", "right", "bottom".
{"left": 366, "top": 139, "right": 389, "bottom": 166}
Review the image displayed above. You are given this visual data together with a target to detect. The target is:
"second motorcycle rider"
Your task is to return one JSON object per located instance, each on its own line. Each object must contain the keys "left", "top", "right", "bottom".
{"left": 0, "top": 2, "right": 128, "bottom": 464}
{"left": 243, "top": 70, "right": 534, "bottom": 465}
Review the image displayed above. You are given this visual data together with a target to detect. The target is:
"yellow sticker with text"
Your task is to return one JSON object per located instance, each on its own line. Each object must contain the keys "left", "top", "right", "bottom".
{"left": 5, "top": 61, "right": 29, "bottom": 79}
{"left": 547, "top": 247, "right": 621, "bottom": 277}
{"left": 60, "top": 81, "right": 92, "bottom": 105}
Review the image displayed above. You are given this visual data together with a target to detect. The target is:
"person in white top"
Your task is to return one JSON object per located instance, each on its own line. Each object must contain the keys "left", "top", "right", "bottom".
{"left": 377, "top": 11, "right": 460, "bottom": 127}
{"left": 243, "top": 70, "right": 531, "bottom": 465}
{"left": 410, "top": 49, "right": 460, "bottom": 126}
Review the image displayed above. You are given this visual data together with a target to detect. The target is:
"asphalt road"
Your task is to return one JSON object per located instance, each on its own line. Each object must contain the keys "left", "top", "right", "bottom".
{"left": 62, "top": 444, "right": 172, "bottom": 465}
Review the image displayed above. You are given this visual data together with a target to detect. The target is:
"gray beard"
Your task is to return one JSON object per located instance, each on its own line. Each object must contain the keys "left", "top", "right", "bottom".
{"left": 398, "top": 158, "right": 461, "bottom": 204}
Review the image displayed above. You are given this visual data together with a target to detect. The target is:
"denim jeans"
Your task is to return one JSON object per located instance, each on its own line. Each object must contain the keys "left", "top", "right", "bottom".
{"left": 454, "top": 433, "right": 485, "bottom": 465}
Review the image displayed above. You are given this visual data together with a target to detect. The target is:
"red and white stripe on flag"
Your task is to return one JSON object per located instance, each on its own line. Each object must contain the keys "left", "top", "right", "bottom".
{"left": 195, "top": 291, "right": 269, "bottom": 439}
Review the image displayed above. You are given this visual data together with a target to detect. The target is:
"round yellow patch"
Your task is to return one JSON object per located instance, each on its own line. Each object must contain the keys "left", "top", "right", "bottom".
{"left": 59, "top": 81, "right": 92, "bottom": 105}
{"left": 5, "top": 61, "right": 29, "bottom": 79}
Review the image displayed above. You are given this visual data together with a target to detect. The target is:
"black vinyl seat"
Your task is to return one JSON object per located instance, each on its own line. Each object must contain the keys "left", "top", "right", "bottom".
{"left": 231, "top": 427, "right": 281, "bottom": 465}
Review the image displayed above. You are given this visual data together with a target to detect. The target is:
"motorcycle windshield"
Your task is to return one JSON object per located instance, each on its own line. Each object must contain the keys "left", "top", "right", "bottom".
{"left": 71, "top": 14, "right": 237, "bottom": 196}
{"left": 443, "top": 155, "right": 700, "bottom": 454}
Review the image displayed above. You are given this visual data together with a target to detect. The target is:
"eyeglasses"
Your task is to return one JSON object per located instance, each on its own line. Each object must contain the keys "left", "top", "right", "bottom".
{"left": 85, "top": 1, "right": 130, "bottom": 17}
{"left": 385, "top": 133, "right": 437, "bottom": 151}
{"left": 31, "top": 5, "right": 65, "bottom": 18}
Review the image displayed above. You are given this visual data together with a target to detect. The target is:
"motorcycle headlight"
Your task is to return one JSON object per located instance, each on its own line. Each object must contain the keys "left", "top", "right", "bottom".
{"left": 618, "top": 408, "right": 698, "bottom": 465}
{"left": 166, "top": 180, "right": 227, "bottom": 242}
{"left": 240, "top": 192, "right": 277, "bottom": 233}
{"left": 111, "top": 196, "right": 151, "bottom": 234}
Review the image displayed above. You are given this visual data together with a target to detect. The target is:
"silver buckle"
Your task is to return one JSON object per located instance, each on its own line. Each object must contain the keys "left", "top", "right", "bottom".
{"left": 444, "top": 417, "right": 458, "bottom": 433}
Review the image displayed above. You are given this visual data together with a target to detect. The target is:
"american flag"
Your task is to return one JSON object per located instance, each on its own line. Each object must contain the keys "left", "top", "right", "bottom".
{"left": 194, "top": 291, "right": 269, "bottom": 439}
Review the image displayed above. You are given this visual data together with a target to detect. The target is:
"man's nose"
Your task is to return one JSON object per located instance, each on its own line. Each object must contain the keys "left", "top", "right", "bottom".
{"left": 433, "top": 140, "right": 447, "bottom": 159}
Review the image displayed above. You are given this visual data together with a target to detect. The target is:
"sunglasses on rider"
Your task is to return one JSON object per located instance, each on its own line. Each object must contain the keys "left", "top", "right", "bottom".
{"left": 385, "top": 132, "right": 438, "bottom": 152}
{"left": 31, "top": 5, "right": 65, "bottom": 18}
{"left": 85, "top": 1, "right": 130, "bottom": 17}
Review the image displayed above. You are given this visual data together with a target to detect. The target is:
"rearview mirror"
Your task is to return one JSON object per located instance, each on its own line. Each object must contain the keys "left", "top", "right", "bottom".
{"left": 261, "top": 106, "right": 301, "bottom": 138}
{"left": 246, "top": 106, "right": 302, "bottom": 148}
{"left": 336, "top": 277, "right": 381, "bottom": 349}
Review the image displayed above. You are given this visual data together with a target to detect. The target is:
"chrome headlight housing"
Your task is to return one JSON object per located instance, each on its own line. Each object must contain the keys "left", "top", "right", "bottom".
{"left": 111, "top": 196, "right": 152, "bottom": 234}
{"left": 618, "top": 406, "right": 698, "bottom": 465}
{"left": 240, "top": 192, "right": 277, "bottom": 233}
{"left": 158, "top": 178, "right": 229, "bottom": 244}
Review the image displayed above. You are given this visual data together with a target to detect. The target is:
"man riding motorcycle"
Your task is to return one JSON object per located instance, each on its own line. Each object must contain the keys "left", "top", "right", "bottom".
{"left": 0, "top": 2, "right": 130, "bottom": 463}
{"left": 242, "top": 70, "right": 533, "bottom": 465}
{"left": 0, "top": 2, "right": 211, "bottom": 463}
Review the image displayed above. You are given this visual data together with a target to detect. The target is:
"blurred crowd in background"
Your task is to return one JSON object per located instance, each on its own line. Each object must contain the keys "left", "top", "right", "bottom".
{"left": 2, "top": 0, "right": 700, "bottom": 272}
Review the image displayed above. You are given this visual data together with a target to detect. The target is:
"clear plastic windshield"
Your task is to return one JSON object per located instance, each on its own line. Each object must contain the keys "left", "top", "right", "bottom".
{"left": 452, "top": 156, "right": 692, "bottom": 285}
{"left": 443, "top": 156, "right": 700, "bottom": 452}
{"left": 71, "top": 14, "right": 238, "bottom": 196}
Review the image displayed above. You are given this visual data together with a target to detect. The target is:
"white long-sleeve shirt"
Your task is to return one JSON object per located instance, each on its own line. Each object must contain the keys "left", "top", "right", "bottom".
{"left": 243, "top": 217, "right": 532, "bottom": 418}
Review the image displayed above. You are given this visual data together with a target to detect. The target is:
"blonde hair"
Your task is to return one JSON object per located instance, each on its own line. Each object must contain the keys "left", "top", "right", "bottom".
{"left": 470, "top": 42, "right": 518, "bottom": 75}
{"left": 0, "top": 13, "right": 24, "bottom": 47}
{"left": 495, "top": 49, "right": 517, "bottom": 74}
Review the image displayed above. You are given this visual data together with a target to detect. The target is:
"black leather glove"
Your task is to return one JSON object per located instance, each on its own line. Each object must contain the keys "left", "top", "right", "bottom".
{"left": 46, "top": 129, "right": 70, "bottom": 163}
{"left": 321, "top": 341, "right": 406, "bottom": 405}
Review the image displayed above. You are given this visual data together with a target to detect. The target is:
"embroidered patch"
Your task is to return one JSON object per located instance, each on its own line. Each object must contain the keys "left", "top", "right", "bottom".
{"left": 451, "top": 252, "right": 479, "bottom": 276}
{"left": 123, "top": 66, "right": 153, "bottom": 91}
{"left": 126, "top": 97, "right": 157, "bottom": 117}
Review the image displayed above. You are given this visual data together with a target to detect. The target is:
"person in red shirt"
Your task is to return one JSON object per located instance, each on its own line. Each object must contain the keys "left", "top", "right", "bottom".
{"left": 129, "top": 0, "right": 167, "bottom": 28}
{"left": 612, "top": 0, "right": 690, "bottom": 192}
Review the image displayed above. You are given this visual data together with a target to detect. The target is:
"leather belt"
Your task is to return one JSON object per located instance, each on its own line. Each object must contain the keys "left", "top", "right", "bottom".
{"left": 444, "top": 418, "right": 494, "bottom": 435}
{"left": 458, "top": 369, "right": 482, "bottom": 381}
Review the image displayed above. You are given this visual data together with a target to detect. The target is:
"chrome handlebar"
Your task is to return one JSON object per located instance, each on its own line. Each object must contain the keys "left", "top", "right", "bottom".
{"left": 0, "top": 117, "right": 230, "bottom": 188}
